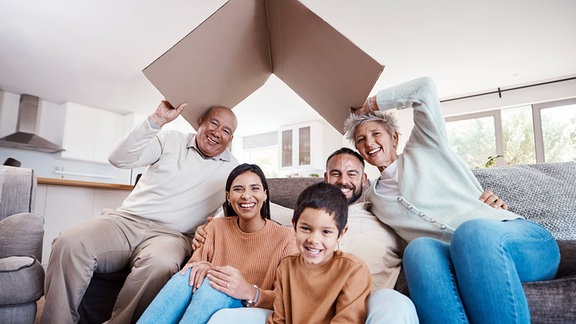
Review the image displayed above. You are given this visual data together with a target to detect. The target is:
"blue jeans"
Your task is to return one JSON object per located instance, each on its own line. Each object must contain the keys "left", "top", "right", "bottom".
{"left": 138, "top": 268, "right": 243, "bottom": 324}
{"left": 403, "top": 218, "right": 560, "bottom": 324}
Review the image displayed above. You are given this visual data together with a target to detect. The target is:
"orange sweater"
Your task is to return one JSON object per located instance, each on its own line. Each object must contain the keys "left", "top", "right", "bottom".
{"left": 190, "top": 217, "right": 297, "bottom": 309}
{"left": 267, "top": 250, "right": 371, "bottom": 324}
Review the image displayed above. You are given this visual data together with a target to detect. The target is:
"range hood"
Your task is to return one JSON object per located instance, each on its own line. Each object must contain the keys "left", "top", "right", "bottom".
{"left": 0, "top": 94, "right": 65, "bottom": 153}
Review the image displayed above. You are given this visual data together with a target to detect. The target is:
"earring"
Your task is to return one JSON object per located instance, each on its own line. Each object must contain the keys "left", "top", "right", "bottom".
{"left": 227, "top": 201, "right": 231, "bottom": 206}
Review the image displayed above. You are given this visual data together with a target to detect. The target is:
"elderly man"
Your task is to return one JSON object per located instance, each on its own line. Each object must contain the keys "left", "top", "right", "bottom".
{"left": 42, "top": 100, "right": 239, "bottom": 324}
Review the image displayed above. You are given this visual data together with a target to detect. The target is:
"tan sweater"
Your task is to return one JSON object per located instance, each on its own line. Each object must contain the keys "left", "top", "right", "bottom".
{"left": 190, "top": 217, "right": 298, "bottom": 309}
{"left": 267, "top": 250, "right": 371, "bottom": 324}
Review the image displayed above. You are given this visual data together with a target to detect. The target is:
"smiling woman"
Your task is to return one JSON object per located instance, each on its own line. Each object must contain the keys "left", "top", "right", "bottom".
{"left": 138, "top": 163, "right": 298, "bottom": 324}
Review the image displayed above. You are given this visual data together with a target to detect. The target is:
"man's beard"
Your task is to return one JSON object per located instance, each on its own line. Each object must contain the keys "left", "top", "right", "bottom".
{"left": 346, "top": 187, "right": 363, "bottom": 205}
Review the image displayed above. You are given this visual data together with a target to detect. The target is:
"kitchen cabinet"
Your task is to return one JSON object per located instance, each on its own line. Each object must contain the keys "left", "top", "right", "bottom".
{"left": 36, "top": 180, "right": 132, "bottom": 265}
{"left": 279, "top": 121, "right": 325, "bottom": 174}
{"left": 61, "top": 102, "right": 125, "bottom": 163}
{"left": 278, "top": 120, "right": 345, "bottom": 177}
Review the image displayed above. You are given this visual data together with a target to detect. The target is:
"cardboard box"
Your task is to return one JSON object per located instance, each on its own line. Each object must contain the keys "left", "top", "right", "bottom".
{"left": 143, "top": 0, "right": 383, "bottom": 133}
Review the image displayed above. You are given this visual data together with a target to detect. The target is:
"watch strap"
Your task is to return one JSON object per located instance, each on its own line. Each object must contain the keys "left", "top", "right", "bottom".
{"left": 242, "top": 285, "right": 259, "bottom": 307}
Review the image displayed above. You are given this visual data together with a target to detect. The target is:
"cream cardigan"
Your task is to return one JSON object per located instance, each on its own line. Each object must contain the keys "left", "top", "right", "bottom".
{"left": 367, "top": 77, "right": 520, "bottom": 243}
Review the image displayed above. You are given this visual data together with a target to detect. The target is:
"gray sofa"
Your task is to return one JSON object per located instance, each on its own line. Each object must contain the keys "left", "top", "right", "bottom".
{"left": 79, "top": 162, "right": 576, "bottom": 323}
{"left": 271, "top": 162, "right": 576, "bottom": 323}
{"left": 0, "top": 166, "right": 45, "bottom": 323}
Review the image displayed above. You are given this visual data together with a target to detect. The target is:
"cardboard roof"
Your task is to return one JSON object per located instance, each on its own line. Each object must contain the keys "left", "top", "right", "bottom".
{"left": 143, "top": 0, "right": 383, "bottom": 134}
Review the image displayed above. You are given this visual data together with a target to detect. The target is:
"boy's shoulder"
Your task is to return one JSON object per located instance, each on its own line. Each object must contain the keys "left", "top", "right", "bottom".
{"left": 334, "top": 250, "right": 369, "bottom": 267}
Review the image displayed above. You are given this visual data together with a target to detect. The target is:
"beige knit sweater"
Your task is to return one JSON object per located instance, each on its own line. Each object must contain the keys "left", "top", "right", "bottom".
{"left": 190, "top": 217, "right": 298, "bottom": 309}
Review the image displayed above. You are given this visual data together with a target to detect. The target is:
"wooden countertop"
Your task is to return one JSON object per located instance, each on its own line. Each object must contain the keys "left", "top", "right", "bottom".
{"left": 37, "top": 177, "right": 134, "bottom": 190}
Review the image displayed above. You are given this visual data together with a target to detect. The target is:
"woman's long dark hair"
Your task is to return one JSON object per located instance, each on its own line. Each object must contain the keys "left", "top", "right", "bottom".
{"left": 223, "top": 163, "right": 271, "bottom": 219}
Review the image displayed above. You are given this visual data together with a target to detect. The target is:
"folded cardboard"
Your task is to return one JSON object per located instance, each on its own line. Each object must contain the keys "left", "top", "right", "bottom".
{"left": 143, "top": 0, "right": 383, "bottom": 133}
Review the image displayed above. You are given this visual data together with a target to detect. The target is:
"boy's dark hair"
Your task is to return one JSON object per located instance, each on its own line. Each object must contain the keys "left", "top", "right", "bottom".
{"left": 292, "top": 182, "right": 348, "bottom": 235}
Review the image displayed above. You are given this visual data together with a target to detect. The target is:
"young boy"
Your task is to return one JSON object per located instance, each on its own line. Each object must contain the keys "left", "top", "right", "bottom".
{"left": 267, "top": 182, "right": 371, "bottom": 324}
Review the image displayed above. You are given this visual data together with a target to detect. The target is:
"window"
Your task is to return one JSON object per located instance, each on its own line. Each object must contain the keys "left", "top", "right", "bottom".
{"left": 446, "top": 113, "right": 497, "bottom": 168}
{"left": 535, "top": 99, "right": 576, "bottom": 162}
{"left": 501, "top": 106, "right": 535, "bottom": 165}
{"left": 446, "top": 98, "right": 576, "bottom": 167}
{"left": 240, "top": 131, "right": 279, "bottom": 177}
{"left": 244, "top": 146, "right": 279, "bottom": 177}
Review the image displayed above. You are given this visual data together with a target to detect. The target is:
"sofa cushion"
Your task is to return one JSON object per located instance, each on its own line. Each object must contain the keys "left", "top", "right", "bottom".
{"left": 0, "top": 166, "right": 36, "bottom": 220}
{"left": 0, "top": 255, "right": 35, "bottom": 271}
{"left": 0, "top": 168, "right": 5, "bottom": 204}
{"left": 0, "top": 212, "right": 44, "bottom": 260}
{"left": 472, "top": 161, "right": 576, "bottom": 240}
{"left": 523, "top": 275, "right": 576, "bottom": 323}
{"left": 270, "top": 203, "right": 294, "bottom": 227}
{"left": 267, "top": 177, "right": 323, "bottom": 209}
{"left": 0, "top": 256, "right": 44, "bottom": 305}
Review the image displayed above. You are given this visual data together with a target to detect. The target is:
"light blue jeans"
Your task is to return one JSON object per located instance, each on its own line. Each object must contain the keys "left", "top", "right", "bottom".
{"left": 403, "top": 218, "right": 560, "bottom": 324}
{"left": 208, "top": 288, "right": 419, "bottom": 324}
{"left": 137, "top": 268, "right": 243, "bottom": 324}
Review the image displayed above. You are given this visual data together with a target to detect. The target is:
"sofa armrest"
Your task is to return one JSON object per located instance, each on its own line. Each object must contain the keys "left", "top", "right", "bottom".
{"left": 472, "top": 162, "right": 576, "bottom": 241}
{"left": 0, "top": 212, "right": 44, "bottom": 261}
{"left": 557, "top": 240, "right": 576, "bottom": 278}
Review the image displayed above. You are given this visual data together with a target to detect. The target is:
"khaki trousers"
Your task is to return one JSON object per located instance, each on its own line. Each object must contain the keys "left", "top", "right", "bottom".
{"left": 41, "top": 210, "right": 194, "bottom": 324}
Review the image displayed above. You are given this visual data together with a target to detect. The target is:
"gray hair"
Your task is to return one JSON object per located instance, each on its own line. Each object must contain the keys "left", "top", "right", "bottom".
{"left": 344, "top": 111, "right": 400, "bottom": 143}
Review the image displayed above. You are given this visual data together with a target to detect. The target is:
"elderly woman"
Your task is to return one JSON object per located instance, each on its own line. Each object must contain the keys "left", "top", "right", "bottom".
{"left": 345, "top": 77, "right": 560, "bottom": 324}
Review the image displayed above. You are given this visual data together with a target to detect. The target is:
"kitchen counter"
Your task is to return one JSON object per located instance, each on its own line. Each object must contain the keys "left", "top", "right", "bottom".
{"left": 37, "top": 177, "right": 134, "bottom": 190}
{"left": 36, "top": 177, "right": 133, "bottom": 263}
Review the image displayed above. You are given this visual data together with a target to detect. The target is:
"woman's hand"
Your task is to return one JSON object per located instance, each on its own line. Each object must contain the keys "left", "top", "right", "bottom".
{"left": 180, "top": 260, "right": 213, "bottom": 292}
{"left": 350, "top": 95, "right": 378, "bottom": 115}
{"left": 207, "top": 265, "right": 256, "bottom": 301}
{"left": 480, "top": 190, "right": 508, "bottom": 210}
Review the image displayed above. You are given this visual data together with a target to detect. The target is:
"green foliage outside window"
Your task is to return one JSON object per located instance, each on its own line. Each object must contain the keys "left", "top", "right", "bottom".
{"left": 447, "top": 103, "right": 576, "bottom": 168}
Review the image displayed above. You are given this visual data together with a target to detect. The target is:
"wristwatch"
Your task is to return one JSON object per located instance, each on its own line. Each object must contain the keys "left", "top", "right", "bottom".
{"left": 242, "top": 285, "right": 260, "bottom": 307}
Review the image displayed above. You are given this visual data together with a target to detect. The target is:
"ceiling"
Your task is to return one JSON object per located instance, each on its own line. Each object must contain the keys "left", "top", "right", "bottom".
{"left": 1, "top": 0, "right": 575, "bottom": 137}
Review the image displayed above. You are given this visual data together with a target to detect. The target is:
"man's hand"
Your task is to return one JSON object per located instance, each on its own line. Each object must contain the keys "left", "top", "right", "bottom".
{"left": 148, "top": 100, "right": 187, "bottom": 128}
{"left": 192, "top": 217, "right": 213, "bottom": 250}
{"left": 480, "top": 190, "right": 508, "bottom": 210}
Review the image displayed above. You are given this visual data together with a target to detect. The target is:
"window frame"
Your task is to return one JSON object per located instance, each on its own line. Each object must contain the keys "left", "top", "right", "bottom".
{"left": 532, "top": 97, "right": 576, "bottom": 162}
